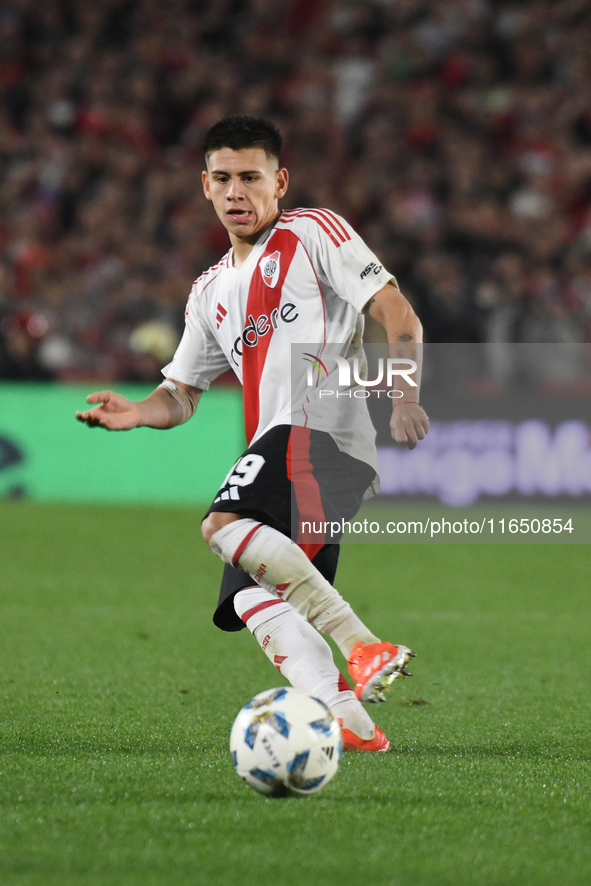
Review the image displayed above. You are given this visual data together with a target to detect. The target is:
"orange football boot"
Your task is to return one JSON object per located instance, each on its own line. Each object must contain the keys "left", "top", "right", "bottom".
{"left": 348, "top": 641, "right": 416, "bottom": 703}
{"left": 338, "top": 719, "right": 390, "bottom": 752}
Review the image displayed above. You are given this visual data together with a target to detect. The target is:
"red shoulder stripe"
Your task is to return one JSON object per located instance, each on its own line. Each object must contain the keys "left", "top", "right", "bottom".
{"left": 281, "top": 210, "right": 340, "bottom": 247}
{"left": 194, "top": 251, "right": 231, "bottom": 285}
{"left": 201, "top": 266, "right": 225, "bottom": 296}
{"left": 316, "top": 208, "right": 351, "bottom": 242}
{"left": 310, "top": 209, "right": 350, "bottom": 243}
{"left": 281, "top": 208, "right": 351, "bottom": 246}
{"left": 285, "top": 208, "right": 349, "bottom": 243}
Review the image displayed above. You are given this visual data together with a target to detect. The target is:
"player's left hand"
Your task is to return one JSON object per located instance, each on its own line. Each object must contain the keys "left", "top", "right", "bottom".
{"left": 390, "top": 402, "right": 429, "bottom": 450}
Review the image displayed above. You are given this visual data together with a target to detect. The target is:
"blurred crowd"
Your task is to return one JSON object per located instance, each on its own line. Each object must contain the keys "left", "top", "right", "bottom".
{"left": 2, "top": 0, "right": 591, "bottom": 382}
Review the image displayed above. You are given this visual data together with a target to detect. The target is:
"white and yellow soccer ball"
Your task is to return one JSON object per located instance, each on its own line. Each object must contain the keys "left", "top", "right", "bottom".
{"left": 230, "top": 687, "right": 342, "bottom": 797}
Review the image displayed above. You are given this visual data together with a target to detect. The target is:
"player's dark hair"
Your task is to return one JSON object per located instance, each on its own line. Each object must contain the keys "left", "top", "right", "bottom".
{"left": 203, "top": 115, "right": 282, "bottom": 164}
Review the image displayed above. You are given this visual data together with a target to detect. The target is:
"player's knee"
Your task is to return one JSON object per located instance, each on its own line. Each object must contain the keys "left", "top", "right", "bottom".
{"left": 202, "top": 511, "right": 241, "bottom": 545}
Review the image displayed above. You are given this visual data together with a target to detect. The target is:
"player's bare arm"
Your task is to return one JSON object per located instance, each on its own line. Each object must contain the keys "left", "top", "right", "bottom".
{"left": 365, "top": 281, "right": 429, "bottom": 450}
{"left": 75, "top": 380, "right": 202, "bottom": 430}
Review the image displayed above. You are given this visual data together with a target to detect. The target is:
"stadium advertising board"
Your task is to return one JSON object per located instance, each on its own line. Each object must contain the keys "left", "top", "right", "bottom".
{"left": 0, "top": 384, "right": 244, "bottom": 505}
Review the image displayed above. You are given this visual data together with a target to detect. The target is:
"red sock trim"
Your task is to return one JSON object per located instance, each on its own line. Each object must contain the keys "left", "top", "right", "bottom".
{"left": 338, "top": 672, "right": 351, "bottom": 692}
{"left": 241, "top": 598, "right": 283, "bottom": 624}
{"left": 231, "top": 522, "right": 263, "bottom": 568}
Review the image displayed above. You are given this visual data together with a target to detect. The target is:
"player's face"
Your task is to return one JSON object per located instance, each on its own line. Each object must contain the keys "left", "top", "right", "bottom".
{"left": 202, "top": 148, "right": 289, "bottom": 244}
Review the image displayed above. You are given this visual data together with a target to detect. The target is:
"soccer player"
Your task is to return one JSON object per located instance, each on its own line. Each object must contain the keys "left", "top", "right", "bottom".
{"left": 76, "top": 116, "right": 429, "bottom": 752}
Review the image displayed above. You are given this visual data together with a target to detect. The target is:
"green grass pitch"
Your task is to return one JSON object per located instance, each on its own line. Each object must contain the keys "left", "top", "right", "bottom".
{"left": 1, "top": 502, "right": 590, "bottom": 886}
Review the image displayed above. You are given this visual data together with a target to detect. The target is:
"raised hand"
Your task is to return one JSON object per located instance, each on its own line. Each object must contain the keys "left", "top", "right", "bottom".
{"left": 390, "top": 401, "right": 430, "bottom": 450}
{"left": 75, "top": 391, "right": 143, "bottom": 430}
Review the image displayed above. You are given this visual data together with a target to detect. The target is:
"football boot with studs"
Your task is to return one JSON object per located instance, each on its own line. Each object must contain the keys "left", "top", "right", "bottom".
{"left": 347, "top": 641, "right": 416, "bottom": 703}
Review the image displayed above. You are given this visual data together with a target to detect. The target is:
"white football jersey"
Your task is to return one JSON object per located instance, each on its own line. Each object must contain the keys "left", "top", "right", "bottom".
{"left": 162, "top": 208, "right": 394, "bottom": 472}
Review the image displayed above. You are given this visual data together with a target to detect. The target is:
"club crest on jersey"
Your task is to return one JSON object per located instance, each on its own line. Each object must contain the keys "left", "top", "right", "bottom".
{"left": 260, "top": 251, "right": 281, "bottom": 288}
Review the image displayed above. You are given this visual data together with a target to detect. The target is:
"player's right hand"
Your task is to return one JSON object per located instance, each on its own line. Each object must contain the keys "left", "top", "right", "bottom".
{"left": 75, "top": 391, "right": 142, "bottom": 430}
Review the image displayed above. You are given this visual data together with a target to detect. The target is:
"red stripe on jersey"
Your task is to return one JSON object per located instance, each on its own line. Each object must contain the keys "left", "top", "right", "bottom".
{"left": 281, "top": 209, "right": 350, "bottom": 246}
{"left": 288, "top": 208, "right": 349, "bottom": 244}
{"left": 231, "top": 522, "right": 262, "bottom": 568}
{"left": 241, "top": 598, "right": 283, "bottom": 624}
{"left": 315, "top": 209, "right": 351, "bottom": 242}
{"left": 194, "top": 251, "right": 231, "bottom": 285}
{"left": 216, "top": 303, "right": 227, "bottom": 328}
{"left": 201, "top": 269, "right": 226, "bottom": 305}
{"left": 242, "top": 229, "right": 299, "bottom": 444}
{"left": 197, "top": 264, "right": 218, "bottom": 282}
{"left": 282, "top": 211, "right": 340, "bottom": 247}
{"left": 287, "top": 426, "right": 326, "bottom": 561}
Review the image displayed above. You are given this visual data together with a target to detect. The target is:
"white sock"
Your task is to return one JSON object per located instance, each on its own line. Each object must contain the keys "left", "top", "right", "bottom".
{"left": 234, "top": 586, "right": 376, "bottom": 739}
{"left": 209, "top": 518, "right": 379, "bottom": 658}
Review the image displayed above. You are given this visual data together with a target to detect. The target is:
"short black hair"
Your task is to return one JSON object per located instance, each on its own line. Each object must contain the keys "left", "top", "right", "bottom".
{"left": 203, "top": 115, "right": 282, "bottom": 164}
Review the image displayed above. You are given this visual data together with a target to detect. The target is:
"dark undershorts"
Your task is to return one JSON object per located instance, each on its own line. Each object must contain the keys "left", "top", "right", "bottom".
{"left": 205, "top": 424, "right": 375, "bottom": 632}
